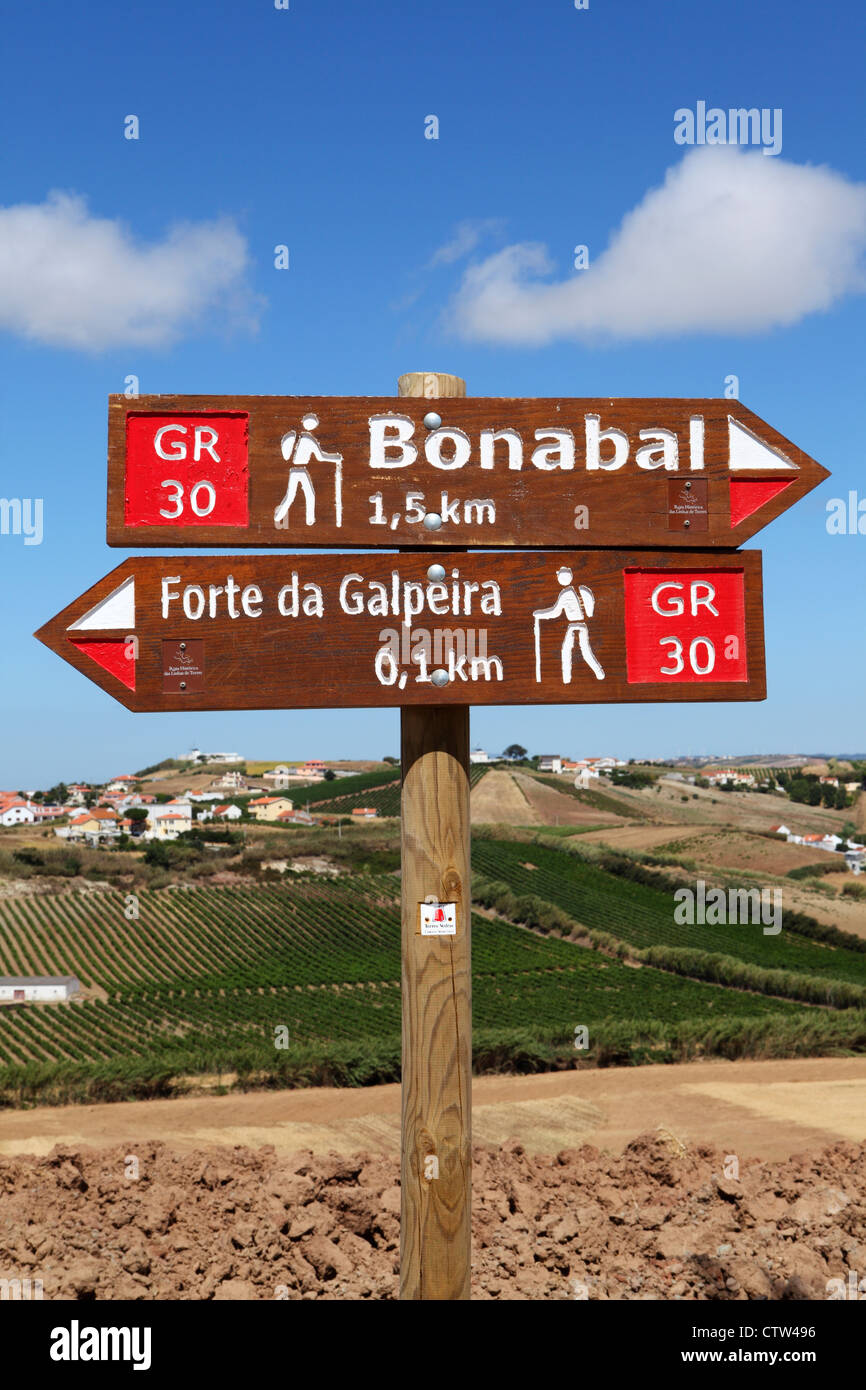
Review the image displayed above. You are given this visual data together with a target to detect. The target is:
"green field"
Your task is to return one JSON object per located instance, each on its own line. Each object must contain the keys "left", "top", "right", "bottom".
{"left": 1, "top": 831, "right": 864, "bottom": 1106}
{"left": 303, "top": 763, "right": 489, "bottom": 817}
{"left": 286, "top": 768, "right": 401, "bottom": 807}
{"left": 472, "top": 838, "right": 866, "bottom": 985}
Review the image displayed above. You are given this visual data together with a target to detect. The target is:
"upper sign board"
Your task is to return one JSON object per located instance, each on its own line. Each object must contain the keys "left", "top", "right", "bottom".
{"left": 106, "top": 397, "right": 828, "bottom": 550}
{"left": 35, "top": 550, "right": 765, "bottom": 712}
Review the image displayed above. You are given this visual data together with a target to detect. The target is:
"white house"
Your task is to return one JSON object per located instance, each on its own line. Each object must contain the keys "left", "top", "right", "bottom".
{"left": 770, "top": 824, "right": 791, "bottom": 837}
{"left": 145, "top": 803, "right": 193, "bottom": 840}
{"left": 574, "top": 768, "right": 600, "bottom": 789}
{"left": 213, "top": 803, "right": 242, "bottom": 821}
{"left": 0, "top": 802, "right": 36, "bottom": 827}
{"left": 209, "top": 770, "right": 248, "bottom": 792}
{"left": 537, "top": 755, "right": 562, "bottom": 774}
{"left": 469, "top": 749, "right": 490, "bottom": 765}
{"left": 179, "top": 748, "right": 243, "bottom": 765}
{"left": 0, "top": 976, "right": 80, "bottom": 1003}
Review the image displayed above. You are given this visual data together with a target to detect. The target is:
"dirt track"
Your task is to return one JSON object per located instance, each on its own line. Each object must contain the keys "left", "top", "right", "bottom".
{"left": 3, "top": 1057, "right": 866, "bottom": 1163}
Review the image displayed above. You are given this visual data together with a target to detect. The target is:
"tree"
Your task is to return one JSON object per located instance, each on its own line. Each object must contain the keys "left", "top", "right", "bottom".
{"left": 323, "top": 769, "right": 336, "bottom": 781}
{"left": 502, "top": 744, "right": 527, "bottom": 762}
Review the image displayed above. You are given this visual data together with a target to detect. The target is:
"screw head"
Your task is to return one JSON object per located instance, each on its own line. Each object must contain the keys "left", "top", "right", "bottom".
{"left": 684, "top": 481, "right": 692, "bottom": 490}
{"left": 431, "top": 668, "right": 449, "bottom": 687}
{"left": 423, "top": 412, "right": 442, "bottom": 431}
{"left": 180, "top": 641, "right": 187, "bottom": 650}
{"left": 179, "top": 680, "right": 187, "bottom": 690}
{"left": 423, "top": 512, "right": 443, "bottom": 531}
{"left": 683, "top": 520, "right": 691, "bottom": 529}
{"left": 427, "top": 563, "right": 446, "bottom": 582}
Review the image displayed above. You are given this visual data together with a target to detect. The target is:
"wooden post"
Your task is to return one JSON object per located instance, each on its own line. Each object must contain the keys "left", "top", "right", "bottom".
{"left": 398, "top": 371, "right": 472, "bottom": 1301}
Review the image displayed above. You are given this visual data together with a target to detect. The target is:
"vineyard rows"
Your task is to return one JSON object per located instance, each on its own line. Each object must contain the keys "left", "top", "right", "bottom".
{"left": 473, "top": 839, "right": 866, "bottom": 986}
{"left": 0, "top": 875, "right": 809, "bottom": 1075}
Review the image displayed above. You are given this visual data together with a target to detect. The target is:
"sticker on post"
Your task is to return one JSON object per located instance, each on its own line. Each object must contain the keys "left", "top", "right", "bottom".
{"left": 418, "top": 901, "right": 457, "bottom": 936}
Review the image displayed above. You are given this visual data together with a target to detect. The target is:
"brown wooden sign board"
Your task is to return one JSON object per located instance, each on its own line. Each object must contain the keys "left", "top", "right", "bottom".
{"left": 35, "top": 550, "right": 765, "bottom": 712}
{"left": 106, "top": 396, "right": 828, "bottom": 550}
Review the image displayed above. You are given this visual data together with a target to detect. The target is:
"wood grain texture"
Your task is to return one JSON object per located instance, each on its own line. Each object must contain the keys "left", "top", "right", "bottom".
{"left": 400, "top": 704, "right": 471, "bottom": 1301}
{"left": 106, "top": 395, "right": 829, "bottom": 550}
{"left": 399, "top": 371, "right": 471, "bottom": 1301}
{"left": 33, "top": 551, "right": 766, "bottom": 712}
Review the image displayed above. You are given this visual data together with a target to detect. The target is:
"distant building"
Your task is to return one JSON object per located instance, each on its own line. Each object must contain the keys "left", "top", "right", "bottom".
{"left": 769, "top": 824, "right": 791, "bottom": 837}
{"left": 0, "top": 801, "right": 37, "bottom": 827}
{"left": 537, "top": 755, "right": 562, "bottom": 774}
{"left": 65, "top": 809, "right": 122, "bottom": 844}
{"left": 213, "top": 803, "right": 243, "bottom": 821}
{"left": 469, "top": 749, "right": 490, "bottom": 765}
{"left": 574, "top": 768, "right": 600, "bottom": 789}
{"left": 0, "top": 976, "right": 80, "bottom": 1004}
{"left": 145, "top": 804, "right": 193, "bottom": 840}
{"left": 180, "top": 749, "right": 243, "bottom": 765}
{"left": 209, "top": 771, "right": 248, "bottom": 792}
{"left": 351, "top": 807, "right": 379, "bottom": 819}
{"left": 249, "top": 795, "right": 295, "bottom": 822}
{"left": 796, "top": 832, "right": 842, "bottom": 854}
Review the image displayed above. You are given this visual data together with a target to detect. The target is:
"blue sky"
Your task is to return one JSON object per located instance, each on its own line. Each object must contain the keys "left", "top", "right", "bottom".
{"left": 1, "top": 0, "right": 864, "bottom": 787}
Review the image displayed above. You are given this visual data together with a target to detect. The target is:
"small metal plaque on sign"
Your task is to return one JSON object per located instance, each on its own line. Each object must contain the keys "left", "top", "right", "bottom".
{"left": 667, "top": 479, "right": 708, "bottom": 531}
{"left": 418, "top": 902, "right": 458, "bottom": 936}
{"left": 162, "top": 639, "right": 205, "bottom": 693}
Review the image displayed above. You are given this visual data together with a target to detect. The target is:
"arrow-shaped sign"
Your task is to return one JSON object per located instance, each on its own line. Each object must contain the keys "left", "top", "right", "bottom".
{"left": 106, "top": 396, "right": 829, "bottom": 550}
{"left": 35, "top": 551, "right": 766, "bottom": 711}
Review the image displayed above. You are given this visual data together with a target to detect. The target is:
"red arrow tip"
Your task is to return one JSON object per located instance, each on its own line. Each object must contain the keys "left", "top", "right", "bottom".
{"left": 730, "top": 478, "right": 794, "bottom": 528}
{"left": 68, "top": 638, "right": 136, "bottom": 691}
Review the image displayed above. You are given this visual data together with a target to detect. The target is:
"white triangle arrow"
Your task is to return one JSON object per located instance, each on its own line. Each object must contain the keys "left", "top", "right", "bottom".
{"left": 728, "top": 417, "right": 798, "bottom": 471}
{"left": 67, "top": 576, "right": 135, "bottom": 631}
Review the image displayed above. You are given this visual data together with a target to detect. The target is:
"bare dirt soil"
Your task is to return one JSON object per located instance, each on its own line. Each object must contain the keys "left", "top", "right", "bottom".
{"left": 471, "top": 770, "right": 538, "bottom": 824}
{"left": 513, "top": 773, "right": 624, "bottom": 827}
{"left": 470, "top": 771, "right": 622, "bottom": 828}
{"left": 1, "top": 1130, "right": 863, "bottom": 1300}
{"left": 665, "top": 830, "right": 849, "bottom": 876}
{"left": 2, "top": 1061, "right": 864, "bottom": 1299}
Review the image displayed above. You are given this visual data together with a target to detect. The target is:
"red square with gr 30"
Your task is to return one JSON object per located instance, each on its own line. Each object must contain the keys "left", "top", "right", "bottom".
{"left": 124, "top": 413, "right": 249, "bottom": 527}
{"left": 624, "top": 568, "right": 748, "bottom": 684}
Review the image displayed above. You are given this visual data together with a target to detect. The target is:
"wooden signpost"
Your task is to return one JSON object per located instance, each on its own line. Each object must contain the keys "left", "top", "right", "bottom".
{"left": 106, "top": 393, "right": 828, "bottom": 550}
{"left": 35, "top": 370, "right": 827, "bottom": 1302}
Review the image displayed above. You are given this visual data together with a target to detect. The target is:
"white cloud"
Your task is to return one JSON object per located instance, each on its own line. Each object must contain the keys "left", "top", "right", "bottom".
{"left": 0, "top": 192, "right": 260, "bottom": 351}
{"left": 448, "top": 147, "right": 866, "bottom": 345}
{"left": 428, "top": 218, "right": 505, "bottom": 268}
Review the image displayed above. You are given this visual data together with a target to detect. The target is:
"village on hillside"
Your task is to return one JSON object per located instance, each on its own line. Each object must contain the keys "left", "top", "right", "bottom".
{"left": 1, "top": 745, "right": 863, "bottom": 868}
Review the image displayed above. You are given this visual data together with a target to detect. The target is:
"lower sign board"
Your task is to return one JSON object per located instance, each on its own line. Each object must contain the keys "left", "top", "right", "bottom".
{"left": 35, "top": 551, "right": 765, "bottom": 711}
